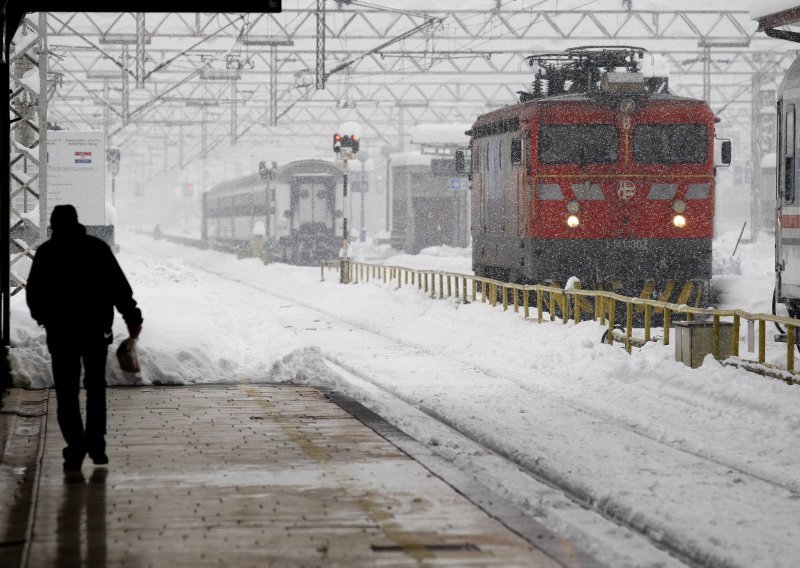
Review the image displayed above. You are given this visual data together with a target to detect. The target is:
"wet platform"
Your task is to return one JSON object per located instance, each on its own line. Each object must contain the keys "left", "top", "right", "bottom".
{"left": 0, "top": 385, "right": 574, "bottom": 567}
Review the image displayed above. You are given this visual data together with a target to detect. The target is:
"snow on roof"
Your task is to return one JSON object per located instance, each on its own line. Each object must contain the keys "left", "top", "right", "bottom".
{"left": 409, "top": 123, "right": 471, "bottom": 146}
{"left": 751, "top": 1, "right": 800, "bottom": 20}
{"left": 389, "top": 151, "right": 433, "bottom": 167}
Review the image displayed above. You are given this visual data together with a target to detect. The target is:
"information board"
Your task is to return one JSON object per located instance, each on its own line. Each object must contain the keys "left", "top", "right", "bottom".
{"left": 47, "top": 130, "right": 106, "bottom": 226}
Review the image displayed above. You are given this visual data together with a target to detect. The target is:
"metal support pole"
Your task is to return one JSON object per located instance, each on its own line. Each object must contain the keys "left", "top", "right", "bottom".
{"left": 231, "top": 78, "right": 237, "bottom": 145}
{"left": 135, "top": 12, "right": 146, "bottom": 88}
{"left": 340, "top": 155, "right": 350, "bottom": 283}
{"left": 122, "top": 45, "right": 130, "bottom": 124}
{"left": 201, "top": 105, "right": 208, "bottom": 160}
{"left": 385, "top": 153, "right": 391, "bottom": 232}
{"left": 270, "top": 44, "right": 277, "bottom": 126}
{"left": 315, "top": 0, "right": 326, "bottom": 90}
{"left": 360, "top": 164, "right": 365, "bottom": 239}
{"left": 37, "top": 13, "right": 48, "bottom": 242}
{"left": 703, "top": 45, "right": 711, "bottom": 103}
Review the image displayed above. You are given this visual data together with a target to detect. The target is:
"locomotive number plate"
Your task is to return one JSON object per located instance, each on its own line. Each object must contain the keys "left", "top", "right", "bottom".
{"left": 617, "top": 180, "right": 636, "bottom": 200}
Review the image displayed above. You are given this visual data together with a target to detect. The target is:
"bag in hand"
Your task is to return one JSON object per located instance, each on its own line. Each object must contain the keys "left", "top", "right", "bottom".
{"left": 116, "top": 338, "right": 141, "bottom": 373}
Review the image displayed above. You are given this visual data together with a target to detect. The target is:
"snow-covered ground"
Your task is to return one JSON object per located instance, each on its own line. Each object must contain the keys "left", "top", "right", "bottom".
{"left": 9, "top": 229, "right": 800, "bottom": 567}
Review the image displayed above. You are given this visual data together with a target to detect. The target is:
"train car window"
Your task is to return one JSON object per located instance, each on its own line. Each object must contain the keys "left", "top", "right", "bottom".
{"left": 511, "top": 139, "right": 522, "bottom": 165}
{"left": 785, "top": 104, "right": 795, "bottom": 204}
{"left": 538, "top": 125, "right": 618, "bottom": 164}
{"left": 632, "top": 124, "right": 708, "bottom": 164}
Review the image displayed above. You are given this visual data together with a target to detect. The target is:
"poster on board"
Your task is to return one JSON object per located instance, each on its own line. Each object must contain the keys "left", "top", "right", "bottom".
{"left": 46, "top": 130, "right": 106, "bottom": 226}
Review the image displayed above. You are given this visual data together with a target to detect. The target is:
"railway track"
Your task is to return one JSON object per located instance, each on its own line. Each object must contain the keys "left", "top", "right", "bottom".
{"left": 128, "top": 235, "right": 800, "bottom": 568}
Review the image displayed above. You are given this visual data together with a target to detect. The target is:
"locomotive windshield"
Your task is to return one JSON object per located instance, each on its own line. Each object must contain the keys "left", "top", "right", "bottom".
{"left": 538, "top": 125, "right": 618, "bottom": 164}
{"left": 633, "top": 124, "right": 708, "bottom": 164}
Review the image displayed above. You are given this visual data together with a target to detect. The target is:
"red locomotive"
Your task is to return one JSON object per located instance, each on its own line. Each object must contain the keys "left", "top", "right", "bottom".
{"left": 463, "top": 47, "right": 731, "bottom": 304}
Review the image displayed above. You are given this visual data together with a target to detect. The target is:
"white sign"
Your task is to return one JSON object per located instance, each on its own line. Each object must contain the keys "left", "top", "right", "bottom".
{"left": 47, "top": 130, "right": 106, "bottom": 225}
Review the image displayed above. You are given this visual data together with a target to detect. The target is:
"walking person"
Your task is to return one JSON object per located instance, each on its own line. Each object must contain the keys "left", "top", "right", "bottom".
{"left": 26, "top": 205, "right": 143, "bottom": 471}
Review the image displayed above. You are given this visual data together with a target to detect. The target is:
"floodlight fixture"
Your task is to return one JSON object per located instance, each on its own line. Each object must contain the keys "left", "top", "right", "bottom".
{"left": 86, "top": 70, "right": 123, "bottom": 79}
{"left": 697, "top": 39, "right": 751, "bottom": 48}
{"left": 184, "top": 98, "right": 220, "bottom": 107}
{"left": 242, "top": 38, "right": 295, "bottom": 46}
{"left": 98, "top": 34, "right": 151, "bottom": 45}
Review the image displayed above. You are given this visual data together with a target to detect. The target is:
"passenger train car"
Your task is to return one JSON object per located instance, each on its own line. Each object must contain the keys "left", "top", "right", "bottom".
{"left": 389, "top": 124, "right": 470, "bottom": 253}
{"left": 755, "top": 6, "right": 800, "bottom": 320}
{"left": 463, "top": 46, "right": 731, "bottom": 304}
{"left": 203, "top": 159, "right": 343, "bottom": 265}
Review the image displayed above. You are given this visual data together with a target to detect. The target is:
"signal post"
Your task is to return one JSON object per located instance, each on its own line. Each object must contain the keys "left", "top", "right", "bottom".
{"left": 333, "top": 133, "right": 360, "bottom": 283}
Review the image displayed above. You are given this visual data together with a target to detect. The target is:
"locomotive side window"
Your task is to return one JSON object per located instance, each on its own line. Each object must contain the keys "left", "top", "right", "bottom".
{"left": 633, "top": 124, "right": 708, "bottom": 164}
{"left": 511, "top": 139, "right": 522, "bottom": 165}
{"left": 538, "top": 125, "right": 618, "bottom": 164}
{"left": 785, "top": 105, "right": 796, "bottom": 204}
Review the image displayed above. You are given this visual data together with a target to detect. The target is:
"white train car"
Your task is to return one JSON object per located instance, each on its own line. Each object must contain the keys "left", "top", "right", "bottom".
{"left": 389, "top": 124, "right": 470, "bottom": 253}
{"left": 203, "top": 158, "right": 343, "bottom": 265}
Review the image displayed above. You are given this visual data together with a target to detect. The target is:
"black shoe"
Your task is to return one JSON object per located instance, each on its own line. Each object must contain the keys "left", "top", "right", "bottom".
{"left": 63, "top": 447, "right": 85, "bottom": 471}
{"left": 88, "top": 451, "right": 108, "bottom": 465}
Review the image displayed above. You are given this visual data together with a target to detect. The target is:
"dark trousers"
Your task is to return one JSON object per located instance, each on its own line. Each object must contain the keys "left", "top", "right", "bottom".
{"left": 49, "top": 339, "right": 109, "bottom": 457}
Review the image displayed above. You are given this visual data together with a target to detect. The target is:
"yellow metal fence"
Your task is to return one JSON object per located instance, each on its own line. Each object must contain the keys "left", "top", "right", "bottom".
{"left": 322, "top": 259, "right": 800, "bottom": 384}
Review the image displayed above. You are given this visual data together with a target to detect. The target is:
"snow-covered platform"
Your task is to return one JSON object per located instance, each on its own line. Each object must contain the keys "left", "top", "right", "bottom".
{"left": 2, "top": 385, "right": 579, "bottom": 567}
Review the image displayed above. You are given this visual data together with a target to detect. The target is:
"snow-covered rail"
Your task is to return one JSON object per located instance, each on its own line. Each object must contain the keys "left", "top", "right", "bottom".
{"left": 326, "top": 260, "right": 800, "bottom": 384}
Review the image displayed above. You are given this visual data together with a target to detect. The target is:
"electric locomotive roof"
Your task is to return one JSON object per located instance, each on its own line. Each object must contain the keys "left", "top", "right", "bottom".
{"left": 470, "top": 92, "right": 710, "bottom": 134}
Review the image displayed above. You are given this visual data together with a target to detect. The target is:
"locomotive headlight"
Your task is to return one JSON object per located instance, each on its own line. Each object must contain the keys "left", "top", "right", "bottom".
{"left": 672, "top": 214, "right": 687, "bottom": 228}
{"left": 566, "top": 200, "right": 580, "bottom": 214}
{"left": 672, "top": 200, "right": 687, "bottom": 214}
{"left": 567, "top": 215, "right": 580, "bottom": 228}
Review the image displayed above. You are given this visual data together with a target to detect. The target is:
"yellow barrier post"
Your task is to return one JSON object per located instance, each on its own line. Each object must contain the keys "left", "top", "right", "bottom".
{"left": 447, "top": 275, "right": 452, "bottom": 297}
{"left": 439, "top": 273, "right": 444, "bottom": 299}
{"left": 513, "top": 287, "right": 519, "bottom": 313}
{"left": 463, "top": 277, "right": 468, "bottom": 303}
{"left": 549, "top": 292, "right": 555, "bottom": 321}
{"left": 608, "top": 299, "right": 616, "bottom": 345}
{"left": 502, "top": 286, "right": 508, "bottom": 311}
{"left": 732, "top": 314, "right": 740, "bottom": 357}
{"left": 644, "top": 304, "right": 651, "bottom": 342}
{"left": 561, "top": 293, "right": 568, "bottom": 325}
{"left": 472, "top": 279, "right": 477, "bottom": 302}
{"left": 431, "top": 274, "right": 436, "bottom": 298}
{"left": 759, "top": 319, "right": 766, "bottom": 364}
{"left": 383, "top": 267, "right": 387, "bottom": 284}
{"left": 788, "top": 325, "right": 795, "bottom": 373}
{"left": 491, "top": 283, "right": 497, "bottom": 307}
{"left": 599, "top": 296, "right": 606, "bottom": 326}
{"left": 398, "top": 269, "right": 402, "bottom": 289}
{"left": 424, "top": 273, "right": 429, "bottom": 293}
{"left": 625, "top": 302, "right": 633, "bottom": 353}
{"left": 573, "top": 282, "right": 581, "bottom": 323}
{"left": 686, "top": 311, "right": 693, "bottom": 322}
{"left": 524, "top": 289, "right": 529, "bottom": 319}
{"left": 663, "top": 308, "right": 671, "bottom": 346}
{"left": 481, "top": 281, "right": 486, "bottom": 303}
{"left": 537, "top": 290, "right": 543, "bottom": 323}
{"left": 712, "top": 315, "right": 720, "bottom": 360}
{"left": 595, "top": 295, "right": 601, "bottom": 323}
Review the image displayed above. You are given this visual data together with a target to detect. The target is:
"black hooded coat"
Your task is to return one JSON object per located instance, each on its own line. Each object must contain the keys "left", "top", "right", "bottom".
{"left": 26, "top": 207, "right": 142, "bottom": 345}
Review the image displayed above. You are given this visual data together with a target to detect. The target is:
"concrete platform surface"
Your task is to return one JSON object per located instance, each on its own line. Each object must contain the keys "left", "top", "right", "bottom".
{"left": 17, "top": 385, "right": 563, "bottom": 567}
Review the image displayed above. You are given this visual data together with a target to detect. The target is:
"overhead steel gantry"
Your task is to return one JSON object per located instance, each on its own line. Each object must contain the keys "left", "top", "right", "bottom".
{"left": 28, "top": 8, "right": 789, "bottom": 168}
